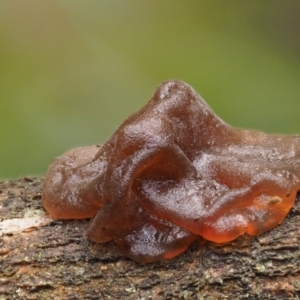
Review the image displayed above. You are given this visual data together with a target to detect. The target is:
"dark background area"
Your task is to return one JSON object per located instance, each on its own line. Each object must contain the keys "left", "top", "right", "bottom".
{"left": 1, "top": 1, "right": 300, "bottom": 179}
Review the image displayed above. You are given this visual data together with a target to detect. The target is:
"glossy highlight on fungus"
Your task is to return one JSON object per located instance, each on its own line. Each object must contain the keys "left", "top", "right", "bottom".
{"left": 42, "top": 81, "right": 300, "bottom": 263}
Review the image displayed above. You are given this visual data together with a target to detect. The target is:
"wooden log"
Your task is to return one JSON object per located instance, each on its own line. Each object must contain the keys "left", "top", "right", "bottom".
{"left": 1, "top": 177, "right": 300, "bottom": 299}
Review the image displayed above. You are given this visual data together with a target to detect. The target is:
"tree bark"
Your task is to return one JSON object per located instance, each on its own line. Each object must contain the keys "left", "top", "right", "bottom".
{"left": 1, "top": 177, "right": 300, "bottom": 300}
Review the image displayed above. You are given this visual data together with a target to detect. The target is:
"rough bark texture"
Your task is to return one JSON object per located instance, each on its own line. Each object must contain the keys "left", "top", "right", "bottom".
{"left": 1, "top": 177, "right": 300, "bottom": 300}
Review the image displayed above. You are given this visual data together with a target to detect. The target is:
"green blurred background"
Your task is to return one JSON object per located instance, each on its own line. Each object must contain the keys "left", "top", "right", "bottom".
{"left": 1, "top": 1, "right": 300, "bottom": 180}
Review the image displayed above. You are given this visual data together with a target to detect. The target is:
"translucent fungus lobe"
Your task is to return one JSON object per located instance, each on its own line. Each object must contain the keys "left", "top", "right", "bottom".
{"left": 42, "top": 81, "right": 300, "bottom": 263}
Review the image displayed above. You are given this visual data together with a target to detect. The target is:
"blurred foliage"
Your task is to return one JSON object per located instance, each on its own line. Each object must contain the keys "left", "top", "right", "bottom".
{"left": 0, "top": 0, "right": 300, "bottom": 179}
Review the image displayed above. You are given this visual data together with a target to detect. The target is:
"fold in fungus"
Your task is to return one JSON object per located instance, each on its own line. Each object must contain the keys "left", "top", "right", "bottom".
{"left": 42, "top": 81, "right": 300, "bottom": 263}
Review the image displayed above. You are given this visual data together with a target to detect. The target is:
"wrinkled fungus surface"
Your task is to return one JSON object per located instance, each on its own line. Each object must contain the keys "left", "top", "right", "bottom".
{"left": 42, "top": 81, "right": 300, "bottom": 263}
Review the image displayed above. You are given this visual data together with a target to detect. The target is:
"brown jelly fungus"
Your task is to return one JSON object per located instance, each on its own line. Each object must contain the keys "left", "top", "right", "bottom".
{"left": 42, "top": 81, "right": 300, "bottom": 263}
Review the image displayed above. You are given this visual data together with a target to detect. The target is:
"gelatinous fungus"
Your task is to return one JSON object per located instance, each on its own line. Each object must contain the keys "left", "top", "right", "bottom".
{"left": 42, "top": 81, "right": 300, "bottom": 263}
